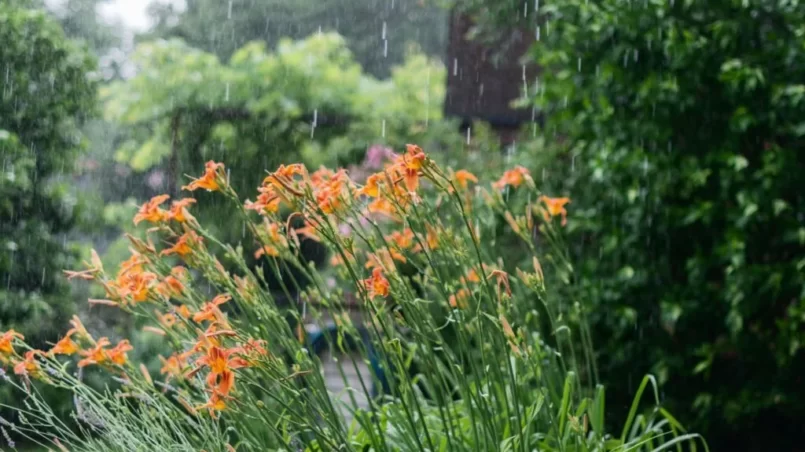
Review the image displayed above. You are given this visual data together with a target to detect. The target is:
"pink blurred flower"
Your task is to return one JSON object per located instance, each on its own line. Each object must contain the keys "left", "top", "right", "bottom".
{"left": 364, "top": 145, "right": 396, "bottom": 170}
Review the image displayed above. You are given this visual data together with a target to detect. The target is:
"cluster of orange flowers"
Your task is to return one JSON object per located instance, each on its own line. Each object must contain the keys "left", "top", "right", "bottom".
{"left": 171, "top": 293, "right": 269, "bottom": 416}
{"left": 1, "top": 143, "right": 574, "bottom": 422}
{"left": 0, "top": 316, "right": 134, "bottom": 381}
{"left": 133, "top": 194, "right": 197, "bottom": 226}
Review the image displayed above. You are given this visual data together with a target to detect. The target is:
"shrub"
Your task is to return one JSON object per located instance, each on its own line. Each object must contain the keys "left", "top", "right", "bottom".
{"left": 0, "top": 150, "right": 702, "bottom": 450}
{"left": 458, "top": 0, "right": 805, "bottom": 448}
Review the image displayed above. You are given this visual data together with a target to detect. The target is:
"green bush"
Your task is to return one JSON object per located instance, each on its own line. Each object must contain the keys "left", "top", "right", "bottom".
{"left": 456, "top": 0, "right": 805, "bottom": 449}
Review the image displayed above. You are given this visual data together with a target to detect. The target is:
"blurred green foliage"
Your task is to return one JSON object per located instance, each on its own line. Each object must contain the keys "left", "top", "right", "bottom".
{"left": 142, "top": 0, "right": 448, "bottom": 78}
{"left": 0, "top": 0, "right": 97, "bottom": 411}
{"left": 101, "top": 33, "right": 448, "bottom": 250}
{"left": 457, "top": 0, "right": 805, "bottom": 449}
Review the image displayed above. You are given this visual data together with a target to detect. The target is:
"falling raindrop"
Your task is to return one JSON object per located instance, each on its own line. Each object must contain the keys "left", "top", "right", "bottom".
{"left": 227, "top": 0, "right": 233, "bottom": 19}
{"left": 382, "top": 22, "right": 387, "bottom": 40}
{"left": 523, "top": 1, "right": 528, "bottom": 17}
{"left": 425, "top": 67, "right": 431, "bottom": 126}
{"left": 535, "top": 0, "right": 540, "bottom": 11}
{"left": 634, "top": 49, "right": 639, "bottom": 62}
{"left": 383, "top": 40, "right": 388, "bottom": 58}
{"left": 466, "top": 127, "right": 471, "bottom": 145}
{"left": 224, "top": 83, "right": 230, "bottom": 102}
{"left": 578, "top": 57, "right": 582, "bottom": 72}
{"left": 536, "top": 26, "right": 541, "bottom": 41}
{"left": 453, "top": 58, "right": 458, "bottom": 76}
{"left": 381, "top": 119, "right": 386, "bottom": 137}
{"left": 311, "top": 109, "right": 318, "bottom": 139}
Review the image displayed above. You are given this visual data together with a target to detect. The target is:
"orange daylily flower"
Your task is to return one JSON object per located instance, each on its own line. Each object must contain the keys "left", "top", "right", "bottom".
{"left": 193, "top": 294, "right": 232, "bottom": 324}
{"left": 465, "top": 267, "right": 482, "bottom": 284}
{"left": 197, "top": 392, "right": 230, "bottom": 417}
{"left": 197, "top": 346, "right": 249, "bottom": 376}
{"left": 412, "top": 225, "right": 440, "bottom": 252}
{"left": 453, "top": 169, "right": 478, "bottom": 190}
{"left": 449, "top": 288, "right": 470, "bottom": 309}
{"left": 245, "top": 184, "right": 282, "bottom": 215}
{"left": 254, "top": 221, "right": 287, "bottom": 258}
{"left": 133, "top": 194, "right": 170, "bottom": 225}
{"left": 161, "top": 230, "right": 203, "bottom": 257}
{"left": 77, "top": 337, "right": 111, "bottom": 367}
{"left": 191, "top": 327, "right": 223, "bottom": 354}
{"left": 403, "top": 167, "right": 419, "bottom": 192}
{"left": 387, "top": 228, "right": 415, "bottom": 249}
{"left": 403, "top": 144, "right": 426, "bottom": 170}
{"left": 293, "top": 221, "right": 320, "bottom": 242}
{"left": 330, "top": 249, "right": 355, "bottom": 267}
{"left": 538, "top": 195, "right": 571, "bottom": 226}
{"left": 156, "top": 274, "right": 185, "bottom": 298}
{"left": 175, "top": 304, "right": 192, "bottom": 319}
{"left": 106, "top": 261, "right": 157, "bottom": 304}
{"left": 255, "top": 245, "right": 279, "bottom": 258}
{"left": 78, "top": 338, "right": 127, "bottom": 367}
{"left": 160, "top": 353, "right": 189, "bottom": 381}
{"left": 243, "top": 338, "right": 268, "bottom": 357}
{"left": 169, "top": 198, "right": 197, "bottom": 223}
{"left": 50, "top": 329, "right": 79, "bottom": 356}
{"left": 13, "top": 350, "right": 42, "bottom": 378}
{"left": 108, "top": 340, "right": 133, "bottom": 365}
{"left": 158, "top": 312, "right": 177, "bottom": 328}
{"left": 78, "top": 338, "right": 132, "bottom": 368}
{"left": 367, "top": 197, "right": 396, "bottom": 218}
{"left": 356, "top": 173, "right": 383, "bottom": 198}
{"left": 267, "top": 163, "right": 306, "bottom": 184}
{"left": 493, "top": 166, "right": 532, "bottom": 190}
{"left": 194, "top": 346, "right": 250, "bottom": 397}
{"left": 183, "top": 161, "right": 224, "bottom": 192}
{"left": 365, "top": 248, "right": 400, "bottom": 270}
{"left": 363, "top": 267, "right": 390, "bottom": 298}
{"left": 0, "top": 330, "right": 24, "bottom": 355}
{"left": 313, "top": 169, "right": 351, "bottom": 214}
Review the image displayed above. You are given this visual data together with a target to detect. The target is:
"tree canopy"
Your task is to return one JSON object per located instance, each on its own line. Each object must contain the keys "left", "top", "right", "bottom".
{"left": 143, "top": 0, "right": 448, "bottom": 78}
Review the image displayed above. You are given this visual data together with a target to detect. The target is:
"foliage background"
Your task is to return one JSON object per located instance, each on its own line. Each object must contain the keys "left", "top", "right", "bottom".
{"left": 455, "top": 0, "right": 805, "bottom": 449}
